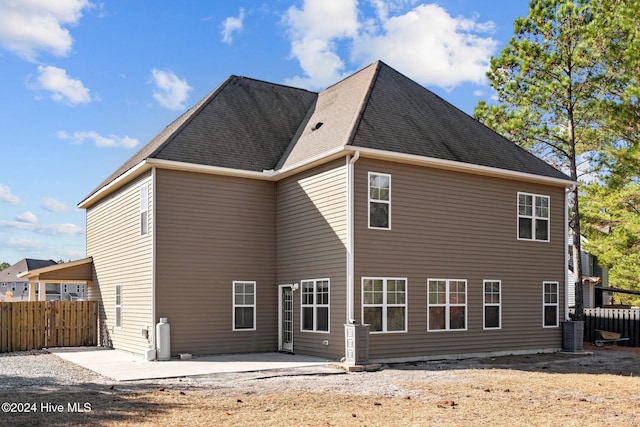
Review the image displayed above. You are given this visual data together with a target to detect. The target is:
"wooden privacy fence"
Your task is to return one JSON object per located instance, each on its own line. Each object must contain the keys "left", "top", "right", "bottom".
{"left": 572, "top": 308, "right": 640, "bottom": 347}
{"left": 0, "top": 300, "right": 98, "bottom": 353}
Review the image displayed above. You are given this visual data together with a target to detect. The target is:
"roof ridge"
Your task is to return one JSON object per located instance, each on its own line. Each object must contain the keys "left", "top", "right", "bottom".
{"left": 322, "top": 61, "right": 379, "bottom": 92}
{"left": 345, "top": 61, "right": 383, "bottom": 147}
{"left": 233, "top": 75, "right": 317, "bottom": 94}
{"left": 273, "top": 96, "right": 319, "bottom": 171}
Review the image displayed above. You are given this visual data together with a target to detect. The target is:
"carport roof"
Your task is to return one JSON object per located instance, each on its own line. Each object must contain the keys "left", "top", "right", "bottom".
{"left": 17, "top": 257, "right": 93, "bottom": 283}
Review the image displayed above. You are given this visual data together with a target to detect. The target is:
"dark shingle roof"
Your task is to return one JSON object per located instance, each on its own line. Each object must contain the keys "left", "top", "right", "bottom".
{"left": 349, "top": 62, "right": 570, "bottom": 180}
{"left": 1, "top": 259, "right": 57, "bottom": 282}
{"left": 86, "top": 76, "right": 317, "bottom": 199}
{"left": 152, "top": 77, "right": 317, "bottom": 171}
{"left": 83, "top": 61, "right": 571, "bottom": 204}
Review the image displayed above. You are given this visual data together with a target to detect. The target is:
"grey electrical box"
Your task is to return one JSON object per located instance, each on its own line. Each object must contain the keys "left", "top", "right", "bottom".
{"left": 344, "top": 323, "right": 370, "bottom": 366}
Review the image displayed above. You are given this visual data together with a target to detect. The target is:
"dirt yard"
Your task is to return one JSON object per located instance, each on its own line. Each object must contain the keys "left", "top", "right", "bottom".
{"left": 1, "top": 344, "right": 639, "bottom": 426}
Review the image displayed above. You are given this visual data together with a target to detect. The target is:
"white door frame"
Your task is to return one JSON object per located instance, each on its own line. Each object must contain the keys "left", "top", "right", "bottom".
{"left": 278, "top": 284, "right": 294, "bottom": 352}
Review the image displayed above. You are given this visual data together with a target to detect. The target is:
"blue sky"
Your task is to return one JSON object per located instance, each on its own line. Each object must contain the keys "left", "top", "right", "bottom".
{"left": 0, "top": 0, "right": 530, "bottom": 265}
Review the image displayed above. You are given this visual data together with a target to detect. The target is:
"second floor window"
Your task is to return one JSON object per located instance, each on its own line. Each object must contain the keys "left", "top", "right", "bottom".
{"left": 369, "top": 172, "right": 391, "bottom": 229}
{"left": 140, "top": 184, "right": 149, "bottom": 236}
{"left": 518, "top": 192, "right": 549, "bottom": 241}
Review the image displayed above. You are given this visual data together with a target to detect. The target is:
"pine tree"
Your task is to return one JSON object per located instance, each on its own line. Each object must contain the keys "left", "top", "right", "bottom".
{"left": 474, "top": 0, "right": 610, "bottom": 320}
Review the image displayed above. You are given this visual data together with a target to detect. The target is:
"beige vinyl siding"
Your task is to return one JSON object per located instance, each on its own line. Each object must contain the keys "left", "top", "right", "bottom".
{"left": 86, "top": 171, "right": 153, "bottom": 356}
{"left": 277, "top": 159, "right": 347, "bottom": 359}
{"left": 353, "top": 158, "right": 567, "bottom": 361}
{"left": 154, "top": 169, "right": 276, "bottom": 356}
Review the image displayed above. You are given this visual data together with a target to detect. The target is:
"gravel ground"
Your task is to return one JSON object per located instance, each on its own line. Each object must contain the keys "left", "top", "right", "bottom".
{"left": 1, "top": 345, "right": 639, "bottom": 426}
{"left": 1, "top": 344, "right": 639, "bottom": 396}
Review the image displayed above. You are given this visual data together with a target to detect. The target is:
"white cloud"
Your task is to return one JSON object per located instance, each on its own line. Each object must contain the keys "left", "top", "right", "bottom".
{"left": 0, "top": 219, "right": 83, "bottom": 236}
{"left": 38, "top": 223, "right": 84, "bottom": 236}
{"left": 0, "top": 237, "right": 84, "bottom": 262}
{"left": 0, "top": 184, "right": 21, "bottom": 205}
{"left": 41, "top": 198, "right": 72, "bottom": 212}
{"left": 15, "top": 211, "right": 38, "bottom": 224}
{"left": 151, "top": 68, "right": 192, "bottom": 111}
{"left": 57, "top": 130, "right": 139, "bottom": 149}
{"left": 353, "top": 5, "right": 497, "bottom": 88}
{"left": 0, "top": 0, "right": 91, "bottom": 61}
{"left": 282, "top": 1, "right": 497, "bottom": 90}
{"left": 0, "top": 237, "right": 49, "bottom": 252}
{"left": 282, "top": 0, "right": 360, "bottom": 89}
{"left": 32, "top": 65, "right": 91, "bottom": 105}
{"left": 221, "top": 8, "right": 245, "bottom": 44}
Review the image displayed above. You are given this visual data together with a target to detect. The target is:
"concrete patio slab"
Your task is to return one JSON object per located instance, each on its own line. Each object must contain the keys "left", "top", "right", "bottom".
{"left": 48, "top": 347, "right": 337, "bottom": 381}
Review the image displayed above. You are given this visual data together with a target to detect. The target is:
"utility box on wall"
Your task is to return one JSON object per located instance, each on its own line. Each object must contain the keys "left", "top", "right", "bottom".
{"left": 344, "top": 323, "right": 370, "bottom": 365}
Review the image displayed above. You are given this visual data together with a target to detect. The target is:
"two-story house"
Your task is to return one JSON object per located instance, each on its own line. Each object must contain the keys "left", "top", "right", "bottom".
{"left": 24, "top": 61, "right": 575, "bottom": 362}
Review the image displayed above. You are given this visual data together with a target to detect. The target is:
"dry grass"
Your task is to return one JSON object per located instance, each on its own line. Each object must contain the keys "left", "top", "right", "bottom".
{"left": 2, "top": 346, "right": 639, "bottom": 426}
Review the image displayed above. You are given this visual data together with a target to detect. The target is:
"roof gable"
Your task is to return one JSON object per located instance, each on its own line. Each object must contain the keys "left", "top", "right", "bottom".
{"left": 277, "top": 62, "right": 378, "bottom": 169}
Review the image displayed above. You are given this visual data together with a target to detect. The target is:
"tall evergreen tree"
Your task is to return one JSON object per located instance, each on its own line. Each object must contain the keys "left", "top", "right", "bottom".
{"left": 474, "top": 0, "right": 610, "bottom": 320}
{"left": 579, "top": 0, "right": 640, "bottom": 303}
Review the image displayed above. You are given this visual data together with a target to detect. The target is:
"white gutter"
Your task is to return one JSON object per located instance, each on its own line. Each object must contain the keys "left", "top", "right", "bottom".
{"left": 78, "top": 161, "right": 151, "bottom": 209}
{"left": 346, "top": 151, "right": 360, "bottom": 324}
{"left": 80, "top": 144, "right": 576, "bottom": 211}
{"left": 353, "top": 147, "right": 576, "bottom": 188}
{"left": 147, "top": 158, "right": 270, "bottom": 180}
{"left": 273, "top": 146, "right": 348, "bottom": 180}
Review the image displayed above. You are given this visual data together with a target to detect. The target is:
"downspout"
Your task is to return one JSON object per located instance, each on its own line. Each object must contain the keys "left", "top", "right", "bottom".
{"left": 565, "top": 186, "right": 571, "bottom": 321}
{"left": 346, "top": 151, "right": 360, "bottom": 324}
{"left": 151, "top": 167, "right": 157, "bottom": 355}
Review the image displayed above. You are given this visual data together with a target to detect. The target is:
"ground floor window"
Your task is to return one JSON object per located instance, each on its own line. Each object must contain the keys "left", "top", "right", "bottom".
{"left": 483, "top": 280, "right": 501, "bottom": 329}
{"left": 428, "top": 279, "right": 467, "bottom": 331}
{"left": 233, "top": 281, "right": 255, "bottom": 330}
{"left": 301, "top": 279, "right": 330, "bottom": 332}
{"left": 115, "top": 284, "right": 122, "bottom": 328}
{"left": 543, "top": 281, "right": 558, "bottom": 327}
{"left": 362, "top": 278, "right": 407, "bottom": 332}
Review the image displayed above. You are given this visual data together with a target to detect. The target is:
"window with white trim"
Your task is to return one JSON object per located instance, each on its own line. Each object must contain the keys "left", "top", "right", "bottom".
{"left": 362, "top": 278, "right": 406, "bottom": 332}
{"left": 115, "top": 284, "right": 122, "bottom": 328}
{"left": 301, "top": 279, "right": 330, "bottom": 332}
{"left": 543, "top": 281, "right": 559, "bottom": 327}
{"left": 518, "top": 192, "right": 549, "bottom": 241}
{"left": 140, "top": 184, "right": 149, "bottom": 236}
{"left": 483, "top": 280, "right": 501, "bottom": 329}
{"left": 428, "top": 279, "right": 467, "bottom": 331}
{"left": 233, "top": 281, "right": 255, "bottom": 330}
{"left": 368, "top": 172, "right": 391, "bottom": 229}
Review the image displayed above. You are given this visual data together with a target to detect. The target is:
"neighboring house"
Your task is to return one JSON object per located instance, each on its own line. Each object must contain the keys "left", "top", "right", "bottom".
{"left": 0, "top": 259, "right": 85, "bottom": 302}
{"left": 23, "top": 61, "right": 575, "bottom": 362}
{"left": 568, "top": 235, "right": 610, "bottom": 308}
